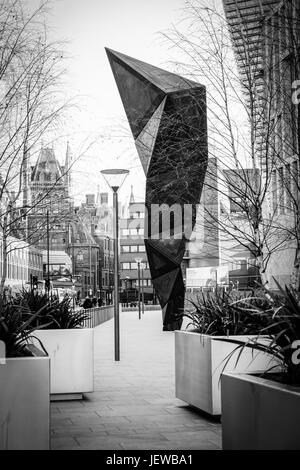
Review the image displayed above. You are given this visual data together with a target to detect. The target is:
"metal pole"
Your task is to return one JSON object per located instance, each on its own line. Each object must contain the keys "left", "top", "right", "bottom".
{"left": 46, "top": 209, "right": 50, "bottom": 297}
{"left": 71, "top": 224, "right": 75, "bottom": 310}
{"left": 141, "top": 267, "right": 144, "bottom": 314}
{"left": 89, "top": 239, "right": 92, "bottom": 297}
{"left": 113, "top": 191, "right": 120, "bottom": 361}
{"left": 95, "top": 252, "right": 98, "bottom": 298}
{"left": 137, "top": 261, "right": 141, "bottom": 320}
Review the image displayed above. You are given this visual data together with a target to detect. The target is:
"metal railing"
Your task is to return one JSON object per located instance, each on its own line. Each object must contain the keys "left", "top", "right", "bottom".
{"left": 80, "top": 305, "right": 114, "bottom": 328}
{"left": 121, "top": 304, "right": 161, "bottom": 311}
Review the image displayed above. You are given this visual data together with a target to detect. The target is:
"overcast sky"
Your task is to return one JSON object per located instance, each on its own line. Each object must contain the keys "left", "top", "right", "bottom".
{"left": 27, "top": 0, "right": 190, "bottom": 205}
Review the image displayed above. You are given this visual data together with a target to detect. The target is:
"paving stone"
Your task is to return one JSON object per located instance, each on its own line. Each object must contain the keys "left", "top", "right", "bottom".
{"left": 161, "top": 428, "right": 221, "bottom": 442}
{"left": 51, "top": 310, "right": 222, "bottom": 450}
{"left": 120, "top": 440, "right": 220, "bottom": 450}
{"left": 51, "top": 437, "right": 80, "bottom": 450}
{"left": 51, "top": 417, "right": 74, "bottom": 427}
{"left": 52, "top": 426, "right": 99, "bottom": 437}
{"left": 75, "top": 436, "right": 135, "bottom": 450}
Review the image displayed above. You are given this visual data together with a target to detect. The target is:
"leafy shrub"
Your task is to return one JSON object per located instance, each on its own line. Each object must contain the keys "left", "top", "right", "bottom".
{"left": 213, "top": 283, "right": 300, "bottom": 386}
{"left": 0, "top": 299, "right": 48, "bottom": 357}
{"left": 183, "top": 288, "right": 272, "bottom": 336}
{"left": 15, "top": 289, "right": 90, "bottom": 329}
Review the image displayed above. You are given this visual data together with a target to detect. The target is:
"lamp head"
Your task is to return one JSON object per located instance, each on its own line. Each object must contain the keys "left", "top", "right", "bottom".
{"left": 100, "top": 169, "right": 129, "bottom": 193}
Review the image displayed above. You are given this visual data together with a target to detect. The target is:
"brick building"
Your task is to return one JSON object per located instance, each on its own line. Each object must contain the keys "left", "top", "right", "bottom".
{"left": 119, "top": 188, "right": 154, "bottom": 304}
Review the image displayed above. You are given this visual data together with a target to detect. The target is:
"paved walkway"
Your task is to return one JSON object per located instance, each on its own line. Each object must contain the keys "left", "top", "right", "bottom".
{"left": 51, "top": 310, "right": 222, "bottom": 450}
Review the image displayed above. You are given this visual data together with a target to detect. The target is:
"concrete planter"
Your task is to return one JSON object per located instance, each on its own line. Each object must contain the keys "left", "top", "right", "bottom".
{"left": 34, "top": 328, "right": 94, "bottom": 399}
{"left": 0, "top": 355, "right": 50, "bottom": 450}
{"left": 175, "top": 330, "right": 277, "bottom": 415}
{"left": 221, "top": 372, "right": 300, "bottom": 449}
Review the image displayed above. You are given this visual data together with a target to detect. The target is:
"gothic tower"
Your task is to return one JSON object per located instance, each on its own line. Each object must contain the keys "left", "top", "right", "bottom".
{"left": 28, "top": 145, "right": 71, "bottom": 251}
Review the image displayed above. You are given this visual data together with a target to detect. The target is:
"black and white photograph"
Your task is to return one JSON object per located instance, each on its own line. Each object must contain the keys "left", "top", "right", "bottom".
{"left": 0, "top": 0, "right": 299, "bottom": 454}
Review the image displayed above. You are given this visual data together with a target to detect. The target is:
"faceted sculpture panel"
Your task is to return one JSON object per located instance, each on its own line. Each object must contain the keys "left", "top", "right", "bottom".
{"left": 106, "top": 54, "right": 165, "bottom": 138}
{"left": 135, "top": 97, "right": 166, "bottom": 174}
{"left": 106, "top": 48, "right": 208, "bottom": 330}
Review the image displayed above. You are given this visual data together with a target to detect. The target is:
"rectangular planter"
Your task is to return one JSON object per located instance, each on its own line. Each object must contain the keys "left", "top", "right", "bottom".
{"left": 34, "top": 328, "right": 94, "bottom": 398}
{"left": 175, "top": 330, "right": 278, "bottom": 415}
{"left": 0, "top": 356, "right": 50, "bottom": 450}
{"left": 221, "top": 372, "right": 300, "bottom": 449}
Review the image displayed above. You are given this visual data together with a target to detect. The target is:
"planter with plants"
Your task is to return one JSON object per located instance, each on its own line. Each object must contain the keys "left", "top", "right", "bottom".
{"left": 0, "top": 300, "right": 50, "bottom": 450}
{"left": 18, "top": 290, "right": 94, "bottom": 400}
{"left": 175, "top": 289, "right": 278, "bottom": 415}
{"left": 221, "top": 284, "right": 300, "bottom": 450}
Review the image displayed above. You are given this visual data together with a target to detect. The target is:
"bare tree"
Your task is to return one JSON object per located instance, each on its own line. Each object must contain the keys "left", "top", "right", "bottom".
{"left": 0, "top": 0, "right": 75, "bottom": 295}
{"left": 159, "top": 0, "right": 300, "bottom": 289}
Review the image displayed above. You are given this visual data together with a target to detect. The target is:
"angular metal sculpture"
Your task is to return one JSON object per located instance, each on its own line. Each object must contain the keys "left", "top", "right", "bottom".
{"left": 106, "top": 48, "right": 208, "bottom": 330}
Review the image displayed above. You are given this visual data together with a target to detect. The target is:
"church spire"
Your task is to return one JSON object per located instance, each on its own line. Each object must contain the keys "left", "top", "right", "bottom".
{"left": 22, "top": 144, "right": 30, "bottom": 208}
{"left": 65, "top": 141, "right": 72, "bottom": 192}
{"left": 96, "top": 185, "right": 101, "bottom": 205}
{"left": 130, "top": 185, "right": 135, "bottom": 204}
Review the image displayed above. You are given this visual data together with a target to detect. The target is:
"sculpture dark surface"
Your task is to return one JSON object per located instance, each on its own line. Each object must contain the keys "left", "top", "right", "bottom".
{"left": 106, "top": 48, "right": 208, "bottom": 330}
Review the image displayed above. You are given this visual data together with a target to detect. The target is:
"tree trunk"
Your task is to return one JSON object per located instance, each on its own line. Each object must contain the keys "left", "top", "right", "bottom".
{"left": 292, "top": 228, "right": 300, "bottom": 291}
{"left": 0, "top": 227, "right": 8, "bottom": 299}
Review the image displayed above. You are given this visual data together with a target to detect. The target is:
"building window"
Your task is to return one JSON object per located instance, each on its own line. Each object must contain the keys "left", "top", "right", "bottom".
{"left": 121, "top": 246, "right": 130, "bottom": 253}
{"left": 121, "top": 263, "right": 130, "bottom": 270}
{"left": 138, "top": 245, "right": 145, "bottom": 252}
{"left": 129, "top": 228, "right": 142, "bottom": 236}
{"left": 130, "top": 212, "right": 141, "bottom": 219}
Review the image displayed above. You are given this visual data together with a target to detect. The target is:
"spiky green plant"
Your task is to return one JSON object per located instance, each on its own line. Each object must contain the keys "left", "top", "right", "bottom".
{"left": 216, "top": 282, "right": 300, "bottom": 385}
{"left": 183, "top": 289, "right": 271, "bottom": 336}
{"left": 42, "top": 297, "right": 90, "bottom": 329}
{"left": 15, "top": 288, "right": 90, "bottom": 329}
{"left": 0, "top": 300, "right": 49, "bottom": 357}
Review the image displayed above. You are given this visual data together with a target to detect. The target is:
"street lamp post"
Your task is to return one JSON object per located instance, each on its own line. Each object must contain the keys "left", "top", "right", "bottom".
{"left": 46, "top": 209, "right": 50, "bottom": 297}
{"left": 89, "top": 238, "right": 92, "bottom": 298}
{"left": 135, "top": 257, "right": 143, "bottom": 320}
{"left": 141, "top": 265, "right": 145, "bottom": 314}
{"left": 101, "top": 169, "right": 129, "bottom": 362}
{"left": 125, "top": 276, "right": 130, "bottom": 307}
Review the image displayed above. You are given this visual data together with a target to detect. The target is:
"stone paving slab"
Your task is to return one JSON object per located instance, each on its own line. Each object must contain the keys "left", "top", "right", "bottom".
{"left": 51, "top": 310, "right": 221, "bottom": 450}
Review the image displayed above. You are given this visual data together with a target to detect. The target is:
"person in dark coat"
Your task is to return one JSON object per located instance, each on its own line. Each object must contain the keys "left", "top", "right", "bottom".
{"left": 83, "top": 296, "right": 92, "bottom": 309}
{"left": 97, "top": 297, "right": 103, "bottom": 307}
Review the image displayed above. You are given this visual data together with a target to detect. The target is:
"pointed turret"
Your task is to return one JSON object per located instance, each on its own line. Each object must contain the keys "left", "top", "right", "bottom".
{"left": 65, "top": 141, "right": 72, "bottom": 191}
{"left": 31, "top": 146, "right": 62, "bottom": 184}
{"left": 96, "top": 185, "right": 101, "bottom": 205}
{"left": 22, "top": 144, "right": 30, "bottom": 208}
{"left": 129, "top": 185, "right": 135, "bottom": 204}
